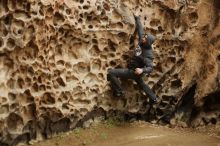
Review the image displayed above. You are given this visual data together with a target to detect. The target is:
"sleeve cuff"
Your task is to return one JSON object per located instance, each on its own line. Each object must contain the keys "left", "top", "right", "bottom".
{"left": 142, "top": 67, "right": 153, "bottom": 74}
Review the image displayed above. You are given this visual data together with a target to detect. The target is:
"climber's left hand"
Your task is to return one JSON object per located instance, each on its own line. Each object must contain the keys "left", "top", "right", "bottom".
{"left": 135, "top": 68, "right": 143, "bottom": 75}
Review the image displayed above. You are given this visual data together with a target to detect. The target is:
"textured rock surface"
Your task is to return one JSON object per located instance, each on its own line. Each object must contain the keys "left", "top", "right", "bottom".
{"left": 0, "top": 0, "right": 219, "bottom": 145}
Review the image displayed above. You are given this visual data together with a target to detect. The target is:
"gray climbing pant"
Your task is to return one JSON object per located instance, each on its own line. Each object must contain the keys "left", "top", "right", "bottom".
{"left": 107, "top": 68, "right": 157, "bottom": 100}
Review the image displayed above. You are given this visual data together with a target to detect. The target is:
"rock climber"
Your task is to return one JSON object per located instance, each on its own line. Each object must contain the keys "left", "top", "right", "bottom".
{"left": 107, "top": 15, "right": 158, "bottom": 103}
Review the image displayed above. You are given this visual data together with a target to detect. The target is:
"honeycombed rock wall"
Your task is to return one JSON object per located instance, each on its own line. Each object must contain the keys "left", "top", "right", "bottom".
{"left": 0, "top": 0, "right": 219, "bottom": 145}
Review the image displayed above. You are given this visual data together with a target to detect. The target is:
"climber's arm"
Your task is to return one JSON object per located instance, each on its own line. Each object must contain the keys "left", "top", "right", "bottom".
{"left": 134, "top": 16, "right": 144, "bottom": 43}
{"left": 141, "top": 57, "right": 153, "bottom": 74}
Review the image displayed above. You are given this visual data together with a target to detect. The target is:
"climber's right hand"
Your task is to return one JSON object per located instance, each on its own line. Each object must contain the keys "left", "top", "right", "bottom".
{"left": 133, "top": 14, "right": 140, "bottom": 20}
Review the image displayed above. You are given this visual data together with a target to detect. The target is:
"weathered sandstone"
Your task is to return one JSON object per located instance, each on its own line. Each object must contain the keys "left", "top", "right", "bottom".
{"left": 0, "top": 0, "right": 219, "bottom": 145}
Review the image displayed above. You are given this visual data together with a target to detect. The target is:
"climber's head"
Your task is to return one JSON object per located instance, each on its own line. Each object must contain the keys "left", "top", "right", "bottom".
{"left": 141, "top": 34, "right": 155, "bottom": 46}
{"left": 141, "top": 35, "right": 148, "bottom": 45}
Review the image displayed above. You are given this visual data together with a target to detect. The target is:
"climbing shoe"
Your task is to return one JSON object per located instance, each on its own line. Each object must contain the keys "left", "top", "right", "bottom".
{"left": 113, "top": 91, "right": 124, "bottom": 97}
{"left": 151, "top": 98, "right": 159, "bottom": 104}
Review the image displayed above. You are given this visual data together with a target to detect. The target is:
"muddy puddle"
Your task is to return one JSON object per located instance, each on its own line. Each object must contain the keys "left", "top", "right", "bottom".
{"left": 30, "top": 121, "right": 220, "bottom": 146}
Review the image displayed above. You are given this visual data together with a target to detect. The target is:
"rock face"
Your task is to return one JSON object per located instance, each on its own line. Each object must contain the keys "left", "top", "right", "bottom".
{"left": 0, "top": 0, "right": 219, "bottom": 145}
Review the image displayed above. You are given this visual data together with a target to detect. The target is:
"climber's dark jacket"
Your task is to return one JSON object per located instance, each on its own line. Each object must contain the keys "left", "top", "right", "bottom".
{"left": 127, "top": 16, "right": 155, "bottom": 74}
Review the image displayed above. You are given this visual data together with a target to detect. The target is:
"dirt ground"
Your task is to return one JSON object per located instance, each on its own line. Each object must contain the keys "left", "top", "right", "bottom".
{"left": 30, "top": 121, "right": 220, "bottom": 146}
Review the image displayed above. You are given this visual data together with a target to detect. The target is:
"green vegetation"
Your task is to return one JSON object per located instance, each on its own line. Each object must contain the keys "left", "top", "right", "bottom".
{"left": 104, "top": 116, "right": 124, "bottom": 128}
{"left": 100, "top": 132, "right": 108, "bottom": 139}
{"left": 73, "top": 127, "right": 81, "bottom": 136}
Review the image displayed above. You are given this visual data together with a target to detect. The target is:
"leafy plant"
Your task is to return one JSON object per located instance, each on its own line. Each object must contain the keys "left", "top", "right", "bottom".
{"left": 73, "top": 128, "right": 81, "bottom": 136}
{"left": 104, "top": 116, "right": 124, "bottom": 128}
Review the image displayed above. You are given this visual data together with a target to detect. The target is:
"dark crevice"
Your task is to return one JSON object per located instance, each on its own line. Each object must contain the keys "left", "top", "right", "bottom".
{"left": 174, "top": 84, "right": 197, "bottom": 126}
{"left": 0, "top": 142, "right": 9, "bottom": 146}
{"left": 188, "top": 88, "right": 220, "bottom": 126}
{"left": 11, "top": 133, "right": 30, "bottom": 146}
{"left": 210, "top": 118, "right": 217, "bottom": 124}
{"left": 179, "top": 84, "right": 196, "bottom": 109}
{"left": 218, "top": 55, "right": 220, "bottom": 61}
{"left": 203, "top": 91, "right": 220, "bottom": 112}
